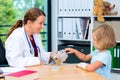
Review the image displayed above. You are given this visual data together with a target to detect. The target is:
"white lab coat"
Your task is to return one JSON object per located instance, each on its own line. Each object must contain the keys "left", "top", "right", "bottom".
{"left": 5, "top": 27, "right": 51, "bottom": 67}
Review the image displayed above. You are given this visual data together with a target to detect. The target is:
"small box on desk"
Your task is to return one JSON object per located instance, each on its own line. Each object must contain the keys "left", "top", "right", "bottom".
{"left": 58, "top": 44, "right": 90, "bottom": 63}
{"left": 5, "top": 70, "right": 38, "bottom": 80}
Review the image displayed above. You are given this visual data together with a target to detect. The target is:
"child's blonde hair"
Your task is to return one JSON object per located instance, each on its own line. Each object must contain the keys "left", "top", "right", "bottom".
{"left": 93, "top": 24, "right": 116, "bottom": 50}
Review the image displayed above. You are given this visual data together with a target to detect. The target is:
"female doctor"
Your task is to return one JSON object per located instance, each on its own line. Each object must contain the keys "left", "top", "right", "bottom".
{"left": 5, "top": 8, "right": 53, "bottom": 67}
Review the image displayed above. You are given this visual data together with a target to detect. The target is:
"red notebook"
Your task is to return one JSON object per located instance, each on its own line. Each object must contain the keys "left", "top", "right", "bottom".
{"left": 5, "top": 70, "right": 38, "bottom": 80}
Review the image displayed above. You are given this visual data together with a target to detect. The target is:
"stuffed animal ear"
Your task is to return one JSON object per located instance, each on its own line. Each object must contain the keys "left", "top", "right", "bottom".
{"left": 103, "top": 1, "right": 118, "bottom": 15}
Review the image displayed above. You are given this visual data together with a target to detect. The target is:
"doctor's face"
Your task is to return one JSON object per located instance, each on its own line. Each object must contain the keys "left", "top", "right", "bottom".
{"left": 31, "top": 15, "right": 45, "bottom": 34}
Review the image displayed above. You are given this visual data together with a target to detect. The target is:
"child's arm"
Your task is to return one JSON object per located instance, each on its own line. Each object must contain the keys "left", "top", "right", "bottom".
{"left": 85, "top": 61, "right": 104, "bottom": 71}
{"left": 78, "top": 61, "right": 104, "bottom": 72}
{"left": 65, "top": 48, "right": 104, "bottom": 71}
{"left": 64, "top": 48, "right": 91, "bottom": 61}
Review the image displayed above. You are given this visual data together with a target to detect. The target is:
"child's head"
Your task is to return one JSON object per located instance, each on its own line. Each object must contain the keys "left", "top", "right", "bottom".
{"left": 92, "top": 24, "right": 116, "bottom": 50}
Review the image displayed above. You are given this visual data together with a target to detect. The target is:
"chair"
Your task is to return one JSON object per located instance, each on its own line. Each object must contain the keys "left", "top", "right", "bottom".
{"left": 0, "top": 38, "right": 8, "bottom": 67}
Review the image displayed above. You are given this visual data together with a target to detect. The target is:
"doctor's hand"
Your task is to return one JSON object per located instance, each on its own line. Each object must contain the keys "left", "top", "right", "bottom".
{"left": 40, "top": 61, "right": 45, "bottom": 65}
{"left": 64, "top": 48, "right": 77, "bottom": 54}
{"left": 49, "top": 51, "right": 57, "bottom": 63}
{"left": 50, "top": 51, "right": 57, "bottom": 58}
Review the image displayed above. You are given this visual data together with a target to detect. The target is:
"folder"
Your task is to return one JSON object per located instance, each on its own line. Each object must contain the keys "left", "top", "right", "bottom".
{"left": 116, "top": 45, "right": 120, "bottom": 68}
{"left": 68, "top": 0, "right": 71, "bottom": 16}
{"left": 72, "top": 18, "right": 77, "bottom": 39}
{"left": 67, "top": 18, "right": 73, "bottom": 39}
{"left": 81, "top": 0, "right": 84, "bottom": 16}
{"left": 58, "top": 18, "right": 63, "bottom": 38}
{"left": 58, "top": 0, "right": 63, "bottom": 16}
{"left": 88, "top": 0, "right": 93, "bottom": 16}
{"left": 77, "top": 0, "right": 82, "bottom": 16}
{"left": 63, "top": 18, "right": 72, "bottom": 39}
{"left": 109, "top": 48, "right": 114, "bottom": 68}
{"left": 114, "top": 47, "right": 117, "bottom": 68}
{"left": 63, "top": 0, "right": 68, "bottom": 16}
{"left": 5, "top": 70, "right": 38, "bottom": 80}
{"left": 84, "top": 0, "right": 88, "bottom": 16}
{"left": 71, "top": 0, "right": 75, "bottom": 16}
{"left": 118, "top": 46, "right": 120, "bottom": 68}
{"left": 74, "top": 0, "right": 77, "bottom": 16}
{"left": 63, "top": 18, "right": 72, "bottom": 40}
{"left": 76, "top": 18, "right": 83, "bottom": 39}
{"left": 88, "top": 23, "right": 92, "bottom": 40}
{"left": 81, "top": 18, "right": 89, "bottom": 38}
{"left": 63, "top": 18, "right": 68, "bottom": 39}
{"left": 84, "top": 19, "right": 90, "bottom": 39}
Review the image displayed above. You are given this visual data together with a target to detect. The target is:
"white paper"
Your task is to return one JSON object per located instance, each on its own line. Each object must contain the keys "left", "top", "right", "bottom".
{"left": 0, "top": 67, "right": 26, "bottom": 75}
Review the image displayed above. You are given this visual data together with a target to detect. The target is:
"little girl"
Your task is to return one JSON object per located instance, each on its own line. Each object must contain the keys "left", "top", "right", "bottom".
{"left": 65, "top": 24, "right": 116, "bottom": 79}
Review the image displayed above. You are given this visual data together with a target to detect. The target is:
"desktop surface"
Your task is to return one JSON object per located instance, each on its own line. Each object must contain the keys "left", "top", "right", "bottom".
{"left": 26, "top": 63, "right": 107, "bottom": 80}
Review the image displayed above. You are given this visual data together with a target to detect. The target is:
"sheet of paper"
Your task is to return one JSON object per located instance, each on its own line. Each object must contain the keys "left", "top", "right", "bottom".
{"left": 0, "top": 67, "right": 26, "bottom": 75}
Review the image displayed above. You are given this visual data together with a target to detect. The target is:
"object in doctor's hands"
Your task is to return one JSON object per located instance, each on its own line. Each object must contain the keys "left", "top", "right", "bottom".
{"left": 52, "top": 50, "right": 68, "bottom": 65}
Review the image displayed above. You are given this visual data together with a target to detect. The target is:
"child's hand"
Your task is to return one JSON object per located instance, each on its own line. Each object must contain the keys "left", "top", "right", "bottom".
{"left": 77, "top": 62, "right": 88, "bottom": 69}
{"left": 64, "top": 48, "right": 76, "bottom": 54}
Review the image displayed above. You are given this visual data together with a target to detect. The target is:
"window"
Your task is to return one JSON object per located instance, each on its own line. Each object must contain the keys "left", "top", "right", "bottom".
{"left": 0, "top": 0, "right": 49, "bottom": 51}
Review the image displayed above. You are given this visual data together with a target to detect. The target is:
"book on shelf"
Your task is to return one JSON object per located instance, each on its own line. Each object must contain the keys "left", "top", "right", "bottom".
{"left": 58, "top": 18, "right": 63, "bottom": 38}
{"left": 76, "top": 18, "right": 83, "bottom": 39}
{"left": 87, "top": 23, "right": 91, "bottom": 40}
{"left": 83, "top": 18, "right": 90, "bottom": 39}
{"left": 5, "top": 70, "right": 38, "bottom": 80}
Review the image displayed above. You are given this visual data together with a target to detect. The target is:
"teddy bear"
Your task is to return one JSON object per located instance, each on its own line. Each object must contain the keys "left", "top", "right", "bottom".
{"left": 93, "top": 0, "right": 105, "bottom": 22}
{"left": 103, "top": 1, "right": 118, "bottom": 15}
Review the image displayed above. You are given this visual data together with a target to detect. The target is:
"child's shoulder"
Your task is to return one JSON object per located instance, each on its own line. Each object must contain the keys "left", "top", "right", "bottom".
{"left": 90, "top": 49, "right": 99, "bottom": 56}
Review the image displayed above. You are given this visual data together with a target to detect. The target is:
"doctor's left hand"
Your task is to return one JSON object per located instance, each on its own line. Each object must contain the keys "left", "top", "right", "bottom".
{"left": 49, "top": 51, "right": 57, "bottom": 63}
{"left": 40, "top": 61, "right": 45, "bottom": 65}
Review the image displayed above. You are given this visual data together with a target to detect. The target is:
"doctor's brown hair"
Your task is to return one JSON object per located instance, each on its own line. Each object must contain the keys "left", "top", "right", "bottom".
{"left": 92, "top": 24, "right": 116, "bottom": 50}
{"left": 7, "top": 8, "right": 46, "bottom": 38}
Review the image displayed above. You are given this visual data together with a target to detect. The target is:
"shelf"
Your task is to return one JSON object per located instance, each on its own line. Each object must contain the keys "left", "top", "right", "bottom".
{"left": 58, "top": 15, "right": 92, "bottom": 18}
{"left": 93, "top": 15, "right": 120, "bottom": 18}
{"left": 58, "top": 38, "right": 90, "bottom": 42}
{"left": 57, "top": 39, "right": 90, "bottom": 45}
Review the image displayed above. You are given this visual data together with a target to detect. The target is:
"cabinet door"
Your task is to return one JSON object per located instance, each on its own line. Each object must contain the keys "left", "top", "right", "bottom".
{"left": 58, "top": 44, "right": 90, "bottom": 63}
{"left": 73, "top": 45, "right": 90, "bottom": 63}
